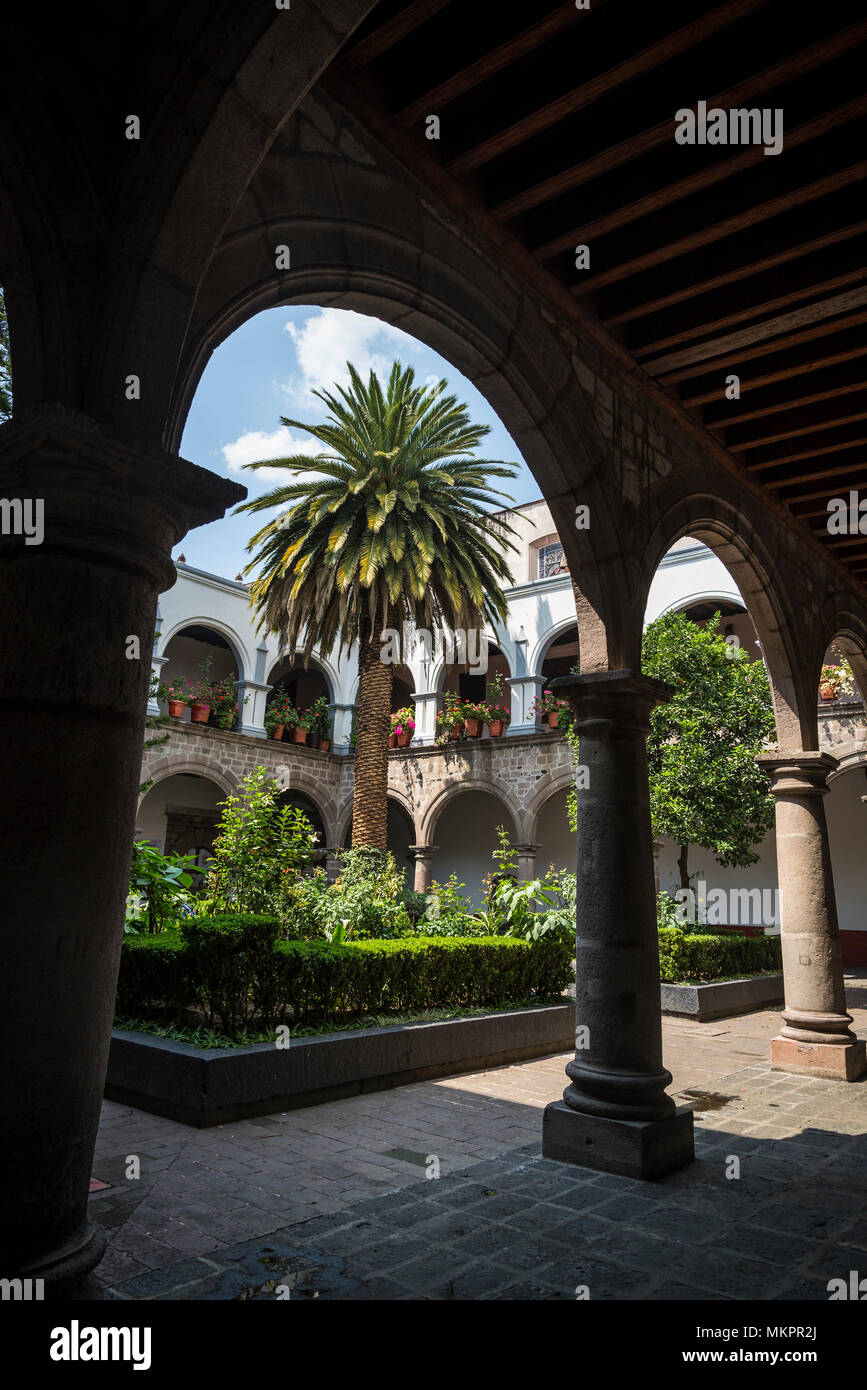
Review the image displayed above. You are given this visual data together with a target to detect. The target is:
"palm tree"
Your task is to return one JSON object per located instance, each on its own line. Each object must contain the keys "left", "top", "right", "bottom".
{"left": 238, "top": 361, "right": 518, "bottom": 848}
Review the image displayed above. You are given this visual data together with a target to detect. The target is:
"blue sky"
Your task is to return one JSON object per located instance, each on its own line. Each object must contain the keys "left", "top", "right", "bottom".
{"left": 177, "top": 305, "right": 538, "bottom": 579}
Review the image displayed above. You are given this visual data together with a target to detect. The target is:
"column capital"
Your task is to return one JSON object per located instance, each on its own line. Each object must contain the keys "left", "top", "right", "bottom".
{"left": 551, "top": 669, "right": 672, "bottom": 732}
{"left": 408, "top": 844, "right": 437, "bottom": 859}
{"left": 756, "top": 750, "right": 838, "bottom": 796}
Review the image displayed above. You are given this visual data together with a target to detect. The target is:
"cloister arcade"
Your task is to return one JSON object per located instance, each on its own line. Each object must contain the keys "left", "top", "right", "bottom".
{"left": 4, "top": 0, "right": 867, "bottom": 1290}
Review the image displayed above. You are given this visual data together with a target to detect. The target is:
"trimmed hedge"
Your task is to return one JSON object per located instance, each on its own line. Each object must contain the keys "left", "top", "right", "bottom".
{"left": 116, "top": 917, "right": 574, "bottom": 1037}
{"left": 658, "top": 927, "right": 782, "bottom": 983}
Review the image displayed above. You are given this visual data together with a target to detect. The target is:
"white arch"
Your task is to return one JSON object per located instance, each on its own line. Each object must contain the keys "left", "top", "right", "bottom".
{"left": 428, "top": 627, "right": 511, "bottom": 694}
{"left": 655, "top": 588, "right": 745, "bottom": 622}
{"left": 159, "top": 615, "right": 252, "bottom": 682}
{"left": 265, "top": 649, "right": 341, "bottom": 704}
{"left": 529, "top": 616, "right": 580, "bottom": 679}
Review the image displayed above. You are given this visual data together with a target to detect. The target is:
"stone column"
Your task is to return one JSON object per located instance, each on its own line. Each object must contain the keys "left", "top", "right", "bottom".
{"left": 411, "top": 689, "right": 439, "bottom": 745}
{"left": 236, "top": 679, "right": 271, "bottom": 738}
{"left": 542, "top": 670, "right": 694, "bottom": 1178}
{"left": 324, "top": 849, "right": 341, "bottom": 883}
{"left": 757, "top": 751, "right": 865, "bottom": 1080}
{"left": 652, "top": 838, "right": 665, "bottom": 897}
{"left": 409, "top": 845, "right": 437, "bottom": 893}
{"left": 332, "top": 702, "right": 356, "bottom": 753}
{"left": 514, "top": 843, "right": 539, "bottom": 882}
{"left": 0, "top": 405, "right": 242, "bottom": 1288}
{"left": 506, "top": 674, "right": 545, "bottom": 736}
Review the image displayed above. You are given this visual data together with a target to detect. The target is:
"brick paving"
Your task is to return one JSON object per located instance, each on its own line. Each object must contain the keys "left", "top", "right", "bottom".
{"left": 83, "top": 975, "right": 867, "bottom": 1300}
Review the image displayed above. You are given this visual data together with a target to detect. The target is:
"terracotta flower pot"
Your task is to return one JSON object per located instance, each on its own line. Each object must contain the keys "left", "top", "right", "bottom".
{"left": 290, "top": 727, "right": 308, "bottom": 744}
{"left": 488, "top": 720, "right": 504, "bottom": 738}
{"left": 190, "top": 702, "right": 210, "bottom": 723}
{"left": 168, "top": 700, "right": 186, "bottom": 719}
{"left": 464, "top": 717, "right": 482, "bottom": 738}
{"left": 269, "top": 724, "right": 285, "bottom": 741}
{"left": 397, "top": 730, "right": 412, "bottom": 747}
{"left": 547, "top": 710, "right": 559, "bottom": 729}
{"left": 389, "top": 732, "right": 397, "bottom": 748}
{"left": 449, "top": 724, "right": 464, "bottom": 741}
{"left": 319, "top": 738, "right": 330, "bottom": 753}
{"left": 819, "top": 686, "right": 837, "bottom": 702}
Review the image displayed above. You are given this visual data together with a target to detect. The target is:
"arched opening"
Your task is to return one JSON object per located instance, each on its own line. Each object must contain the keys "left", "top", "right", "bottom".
{"left": 429, "top": 790, "right": 518, "bottom": 907}
{"left": 160, "top": 624, "right": 242, "bottom": 729}
{"left": 673, "top": 597, "right": 760, "bottom": 665}
{"left": 390, "top": 664, "right": 414, "bottom": 714}
{"left": 534, "top": 787, "right": 577, "bottom": 878}
{"left": 539, "top": 624, "right": 580, "bottom": 683}
{"left": 266, "top": 656, "right": 332, "bottom": 710}
{"left": 826, "top": 764, "right": 867, "bottom": 966}
{"left": 818, "top": 638, "right": 863, "bottom": 708}
{"left": 341, "top": 799, "right": 416, "bottom": 880}
{"left": 439, "top": 644, "right": 509, "bottom": 705}
{"left": 135, "top": 772, "right": 226, "bottom": 869}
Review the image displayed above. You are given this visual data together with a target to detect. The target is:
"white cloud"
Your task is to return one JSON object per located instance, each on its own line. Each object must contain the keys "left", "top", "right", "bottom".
{"left": 221, "top": 425, "right": 323, "bottom": 484}
{"left": 283, "top": 308, "right": 423, "bottom": 405}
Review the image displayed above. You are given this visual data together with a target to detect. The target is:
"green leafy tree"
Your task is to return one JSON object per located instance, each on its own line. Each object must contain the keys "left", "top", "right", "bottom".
{"left": 0, "top": 287, "right": 11, "bottom": 421}
{"left": 641, "top": 609, "right": 776, "bottom": 889}
{"left": 238, "top": 362, "right": 518, "bottom": 848}
{"left": 204, "top": 765, "right": 318, "bottom": 914}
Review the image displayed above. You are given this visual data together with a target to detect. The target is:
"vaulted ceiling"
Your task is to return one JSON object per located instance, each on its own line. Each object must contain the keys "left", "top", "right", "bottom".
{"left": 323, "top": 0, "right": 867, "bottom": 581}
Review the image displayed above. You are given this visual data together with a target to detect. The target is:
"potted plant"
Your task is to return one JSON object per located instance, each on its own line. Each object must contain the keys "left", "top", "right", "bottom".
{"left": 436, "top": 694, "right": 464, "bottom": 743}
{"left": 165, "top": 682, "right": 191, "bottom": 720}
{"left": 312, "top": 695, "right": 333, "bottom": 752}
{"left": 264, "top": 701, "right": 289, "bottom": 740}
{"left": 485, "top": 673, "right": 511, "bottom": 737}
{"left": 532, "top": 688, "right": 569, "bottom": 730}
{"left": 819, "top": 661, "right": 855, "bottom": 702}
{"left": 190, "top": 654, "right": 214, "bottom": 724}
{"left": 391, "top": 706, "right": 416, "bottom": 748}
{"left": 209, "top": 675, "right": 242, "bottom": 731}
{"left": 459, "top": 700, "right": 488, "bottom": 738}
{"left": 285, "top": 704, "right": 314, "bottom": 745}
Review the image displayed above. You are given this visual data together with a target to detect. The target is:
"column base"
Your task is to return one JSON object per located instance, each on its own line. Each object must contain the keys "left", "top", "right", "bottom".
{"left": 770, "top": 1035, "right": 867, "bottom": 1080}
{"left": 542, "top": 1100, "right": 695, "bottom": 1179}
{"left": 10, "top": 1221, "right": 108, "bottom": 1298}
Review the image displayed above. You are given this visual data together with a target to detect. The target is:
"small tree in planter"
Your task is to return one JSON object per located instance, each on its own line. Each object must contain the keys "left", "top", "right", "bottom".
{"left": 311, "top": 694, "right": 333, "bottom": 751}
{"left": 390, "top": 706, "right": 416, "bottom": 747}
{"left": 486, "top": 673, "right": 511, "bottom": 736}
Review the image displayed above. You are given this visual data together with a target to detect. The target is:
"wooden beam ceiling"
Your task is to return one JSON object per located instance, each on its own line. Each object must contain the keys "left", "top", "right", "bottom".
{"left": 328, "top": 0, "right": 867, "bottom": 591}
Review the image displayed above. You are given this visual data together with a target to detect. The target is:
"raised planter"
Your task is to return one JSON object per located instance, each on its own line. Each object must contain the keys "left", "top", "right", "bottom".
{"left": 106, "top": 1002, "right": 574, "bottom": 1127}
{"left": 660, "top": 973, "right": 784, "bottom": 1021}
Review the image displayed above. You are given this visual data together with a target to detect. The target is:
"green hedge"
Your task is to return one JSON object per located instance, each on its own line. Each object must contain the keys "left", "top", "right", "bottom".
{"left": 658, "top": 927, "right": 782, "bottom": 983}
{"left": 116, "top": 918, "right": 574, "bottom": 1036}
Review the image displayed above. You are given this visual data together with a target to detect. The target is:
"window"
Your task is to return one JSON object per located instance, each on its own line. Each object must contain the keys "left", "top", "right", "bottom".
{"left": 538, "top": 542, "right": 568, "bottom": 579}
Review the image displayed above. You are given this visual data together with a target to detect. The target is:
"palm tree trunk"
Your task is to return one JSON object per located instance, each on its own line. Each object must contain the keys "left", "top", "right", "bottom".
{"left": 678, "top": 843, "right": 690, "bottom": 890}
{"left": 352, "top": 609, "right": 393, "bottom": 849}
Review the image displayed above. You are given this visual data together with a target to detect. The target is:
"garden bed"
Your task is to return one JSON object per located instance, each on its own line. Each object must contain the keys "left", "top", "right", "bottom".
{"left": 660, "top": 972, "right": 784, "bottom": 1021}
{"left": 106, "top": 1002, "right": 574, "bottom": 1126}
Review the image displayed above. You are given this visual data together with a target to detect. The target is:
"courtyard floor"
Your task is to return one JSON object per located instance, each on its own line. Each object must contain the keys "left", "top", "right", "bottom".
{"left": 83, "top": 974, "right": 867, "bottom": 1301}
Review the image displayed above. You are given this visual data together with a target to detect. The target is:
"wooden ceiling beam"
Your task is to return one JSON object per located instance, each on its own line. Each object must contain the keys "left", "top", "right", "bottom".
{"left": 575, "top": 163, "right": 867, "bottom": 295}
{"left": 703, "top": 358, "right": 867, "bottom": 429}
{"left": 754, "top": 437, "right": 867, "bottom": 474}
{"left": 534, "top": 95, "right": 867, "bottom": 262}
{"left": 446, "top": 0, "right": 770, "bottom": 176}
{"left": 724, "top": 406, "right": 867, "bottom": 453}
{"left": 489, "top": 20, "right": 867, "bottom": 222}
{"left": 680, "top": 339, "right": 867, "bottom": 407}
{"left": 394, "top": 5, "right": 591, "bottom": 125}
{"left": 343, "top": 0, "right": 453, "bottom": 68}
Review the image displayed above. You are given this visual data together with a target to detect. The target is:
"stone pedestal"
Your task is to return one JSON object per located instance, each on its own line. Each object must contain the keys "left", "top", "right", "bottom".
{"left": 506, "top": 675, "right": 545, "bottom": 735}
{"left": 757, "top": 751, "right": 865, "bottom": 1082}
{"left": 541, "top": 671, "right": 694, "bottom": 1177}
{"left": 409, "top": 845, "right": 437, "bottom": 893}
{"left": 0, "top": 406, "right": 242, "bottom": 1287}
{"left": 514, "top": 843, "right": 539, "bottom": 882}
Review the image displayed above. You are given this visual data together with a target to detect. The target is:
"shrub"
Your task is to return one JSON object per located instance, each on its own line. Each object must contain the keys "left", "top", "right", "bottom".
{"left": 658, "top": 926, "right": 782, "bottom": 983}
{"left": 115, "top": 930, "right": 573, "bottom": 1037}
{"left": 180, "top": 913, "right": 281, "bottom": 1033}
{"left": 203, "top": 766, "right": 318, "bottom": 915}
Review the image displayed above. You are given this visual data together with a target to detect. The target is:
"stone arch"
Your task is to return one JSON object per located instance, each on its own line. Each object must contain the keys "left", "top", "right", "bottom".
{"left": 530, "top": 617, "right": 582, "bottom": 680}
{"left": 643, "top": 499, "right": 808, "bottom": 750}
{"left": 159, "top": 616, "right": 251, "bottom": 682}
{"left": 335, "top": 788, "right": 420, "bottom": 854}
{"left": 269, "top": 763, "right": 340, "bottom": 846}
{"left": 137, "top": 758, "right": 237, "bottom": 810}
{"left": 818, "top": 616, "right": 867, "bottom": 708}
{"left": 523, "top": 765, "right": 580, "bottom": 841}
{"left": 418, "top": 774, "right": 522, "bottom": 848}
